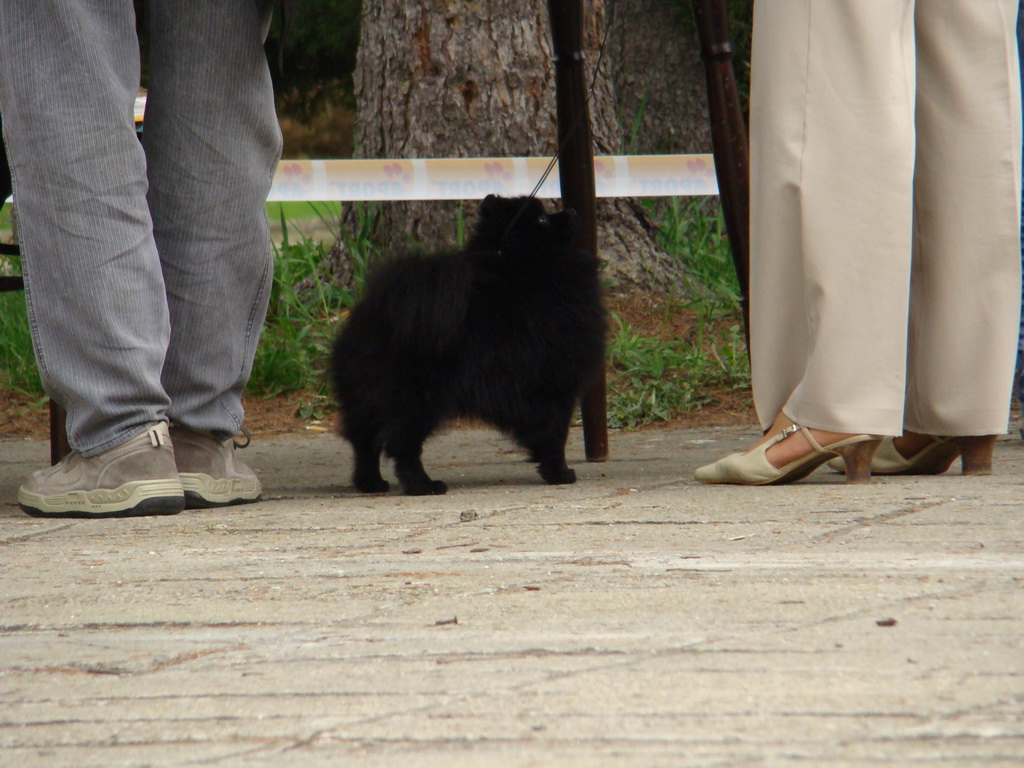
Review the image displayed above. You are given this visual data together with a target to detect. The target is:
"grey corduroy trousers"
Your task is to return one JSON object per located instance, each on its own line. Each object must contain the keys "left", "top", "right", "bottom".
{"left": 0, "top": 0, "right": 281, "bottom": 455}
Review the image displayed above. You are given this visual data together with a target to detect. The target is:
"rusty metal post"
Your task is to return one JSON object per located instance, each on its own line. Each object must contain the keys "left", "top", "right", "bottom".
{"left": 548, "top": 0, "right": 608, "bottom": 462}
{"left": 691, "top": 0, "right": 751, "bottom": 350}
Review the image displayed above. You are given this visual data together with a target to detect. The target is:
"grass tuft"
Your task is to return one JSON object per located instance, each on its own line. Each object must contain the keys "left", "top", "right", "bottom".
{"left": 606, "top": 309, "right": 749, "bottom": 429}
{"left": 605, "top": 197, "right": 750, "bottom": 429}
{"left": 0, "top": 249, "right": 43, "bottom": 397}
{"left": 248, "top": 205, "right": 377, "bottom": 401}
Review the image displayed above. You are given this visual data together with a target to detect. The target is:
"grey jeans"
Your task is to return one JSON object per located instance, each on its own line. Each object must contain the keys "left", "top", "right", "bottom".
{"left": 0, "top": 0, "right": 280, "bottom": 455}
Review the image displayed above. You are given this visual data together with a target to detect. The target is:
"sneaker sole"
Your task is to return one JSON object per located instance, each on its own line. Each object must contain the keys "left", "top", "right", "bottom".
{"left": 179, "top": 472, "right": 262, "bottom": 509}
{"left": 18, "top": 479, "right": 185, "bottom": 519}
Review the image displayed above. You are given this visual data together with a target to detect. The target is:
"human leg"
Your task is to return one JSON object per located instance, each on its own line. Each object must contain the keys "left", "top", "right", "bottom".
{"left": 827, "top": 1, "right": 1020, "bottom": 479}
{"left": 904, "top": 0, "right": 1021, "bottom": 437}
{"left": 140, "top": 0, "right": 279, "bottom": 507}
{"left": 748, "top": 0, "right": 917, "bottom": 438}
{"left": 144, "top": 0, "right": 280, "bottom": 439}
{"left": 0, "top": 0, "right": 173, "bottom": 455}
{"left": 1, "top": 1, "right": 183, "bottom": 517}
{"left": 696, "top": 1, "right": 917, "bottom": 484}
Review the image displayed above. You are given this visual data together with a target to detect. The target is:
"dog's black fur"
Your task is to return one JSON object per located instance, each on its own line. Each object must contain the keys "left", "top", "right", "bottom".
{"left": 330, "top": 195, "right": 607, "bottom": 495}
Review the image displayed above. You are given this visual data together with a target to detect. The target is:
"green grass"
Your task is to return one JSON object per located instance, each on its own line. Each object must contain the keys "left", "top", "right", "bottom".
{"left": 655, "top": 196, "right": 743, "bottom": 308}
{"left": 0, "top": 291, "right": 43, "bottom": 397}
{"left": 247, "top": 203, "right": 378, "bottom": 417}
{"left": 605, "top": 197, "right": 749, "bottom": 428}
{"left": 266, "top": 201, "right": 341, "bottom": 237}
{"left": 0, "top": 247, "right": 44, "bottom": 398}
{"left": 0, "top": 196, "right": 750, "bottom": 429}
{"left": 267, "top": 201, "right": 341, "bottom": 220}
{"left": 605, "top": 309, "right": 748, "bottom": 429}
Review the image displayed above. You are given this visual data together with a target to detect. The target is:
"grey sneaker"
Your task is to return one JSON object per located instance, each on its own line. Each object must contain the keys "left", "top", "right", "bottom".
{"left": 18, "top": 423, "right": 185, "bottom": 518}
{"left": 169, "top": 425, "right": 262, "bottom": 509}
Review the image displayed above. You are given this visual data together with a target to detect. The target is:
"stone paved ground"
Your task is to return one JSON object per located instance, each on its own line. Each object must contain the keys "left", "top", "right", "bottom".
{"left": 2, "top": 426, "right": 1022, "bottom": 766}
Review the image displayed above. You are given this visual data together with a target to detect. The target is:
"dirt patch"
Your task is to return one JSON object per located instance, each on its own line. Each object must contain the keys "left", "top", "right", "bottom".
{"left": 0, "top": 393, "right": 51, "bottom": 440}
{"left": 607, "top": 291, "right": 700, "bottom": 342}
{"left": 606, "top": 291, "right": 756, "bottom": 429}
{"left": 0, "top": 391, "right": 328, "bottom": 442}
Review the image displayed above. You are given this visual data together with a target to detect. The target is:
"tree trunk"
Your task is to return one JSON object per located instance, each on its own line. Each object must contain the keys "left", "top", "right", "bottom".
{"left": 325, "top": 0, "right": 687, "bottom": 294}
{"left": 608, "top": 0, "right": 712, "bottom": 155}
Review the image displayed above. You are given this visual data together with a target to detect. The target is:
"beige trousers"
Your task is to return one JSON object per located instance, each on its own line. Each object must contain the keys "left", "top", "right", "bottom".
{"left": 749, "top": 0, "right": 1022, "bottom": 436}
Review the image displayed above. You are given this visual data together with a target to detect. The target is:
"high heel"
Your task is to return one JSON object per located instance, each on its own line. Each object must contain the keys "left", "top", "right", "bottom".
{"left": 827, "top": 434, "right": 996, "bottom": 476}
{"left": 695, "top": 424, "right": 882, "bottom": 486}
{"left": 957, "top": 435, "right": 996, "bottom": 475}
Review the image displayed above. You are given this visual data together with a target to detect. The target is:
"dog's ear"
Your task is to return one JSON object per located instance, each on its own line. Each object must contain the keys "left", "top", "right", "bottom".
{"left": 478, "top": 194, "right": 501, "bottom": 217}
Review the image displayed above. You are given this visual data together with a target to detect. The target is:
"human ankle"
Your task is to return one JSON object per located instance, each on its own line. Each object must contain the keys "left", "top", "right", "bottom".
{"left": 893, "top": 431, "right": 935, "bottom": 459}
{"left": 765, "top": 427, "right": 858, "bottom": 469}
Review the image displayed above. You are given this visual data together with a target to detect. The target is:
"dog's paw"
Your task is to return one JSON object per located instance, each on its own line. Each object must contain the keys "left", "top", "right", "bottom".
{"left": 404, "top": 479, "right": 449, "bottom": 496}
{"left": 355, "top": 476, "right": 391, "bottom": 494}
{"left": 539, "top": 465, "right": 577, "bottom": 485}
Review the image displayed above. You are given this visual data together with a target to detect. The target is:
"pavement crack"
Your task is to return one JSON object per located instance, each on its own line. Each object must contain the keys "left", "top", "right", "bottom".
{"left": 936, "top": 691, "right": 1024, "bottom": 724}
{"left": 812, "top": 500, "right": 943, "bottom": 540}
{"left": 0, "top": 521, "right": 78, "bottom": 545}
{"left": 577, "top": 519, "right": 705, "bottom": 526}
{"left": 18, "top": 643, "right": 248, "bottom": 677}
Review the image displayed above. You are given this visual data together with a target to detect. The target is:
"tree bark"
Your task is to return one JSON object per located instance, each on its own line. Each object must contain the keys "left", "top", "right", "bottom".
{"left": 608, "top": 0, "right": 713, "bottom": 155}
{"left": 325, "top": 0, "right": 687, "bottom": 294}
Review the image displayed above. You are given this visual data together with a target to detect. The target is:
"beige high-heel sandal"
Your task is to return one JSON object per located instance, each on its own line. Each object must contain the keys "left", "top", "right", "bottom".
{"left": 695, "top": 424, "right": 882, "bottom": 486}
{"left": 826, "top": 435, "right": 996, "bottom": 476}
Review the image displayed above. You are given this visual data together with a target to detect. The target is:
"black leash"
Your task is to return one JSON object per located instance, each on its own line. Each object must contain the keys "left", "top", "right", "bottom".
{"left": 501, "top": 7, "right": 614, "bottom": 239}
{"left": 534, "top": 7, "right": 614, "bottom": 197}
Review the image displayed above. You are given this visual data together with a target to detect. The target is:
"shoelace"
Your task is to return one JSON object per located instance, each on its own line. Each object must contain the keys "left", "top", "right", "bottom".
{"left": 233, "top": 426, "right": 252, "bottom": 450}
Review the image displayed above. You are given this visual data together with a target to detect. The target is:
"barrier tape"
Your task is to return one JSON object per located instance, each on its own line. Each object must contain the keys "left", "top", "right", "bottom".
{"left": 132, "top": 91, "right": 718, "bottom": 202}
{"left": 4, "top": 153, "right": 719, "bottom": 207}
{"left": 270, "top": 155, "right": 719, "bottom": 202}
{"left": 6, "top": 95, "right": 716, "bottom": 203}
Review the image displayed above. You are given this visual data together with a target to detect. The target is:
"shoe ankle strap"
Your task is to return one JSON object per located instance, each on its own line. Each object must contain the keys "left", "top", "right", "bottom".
{"left": 776, "top": 423, "right": 825, "bottom": 452}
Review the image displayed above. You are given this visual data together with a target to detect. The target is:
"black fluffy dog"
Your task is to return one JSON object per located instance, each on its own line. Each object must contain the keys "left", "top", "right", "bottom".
{"left": 330, "top": 195, "right": 606, "bottom": 495}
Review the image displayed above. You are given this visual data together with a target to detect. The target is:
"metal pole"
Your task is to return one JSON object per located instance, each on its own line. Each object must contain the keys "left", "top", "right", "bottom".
{"left": 548, "top": 0, "right": 608, "bottom": 462}
{"left": 690, "top": 0, "right": 751, "bottom": 350}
